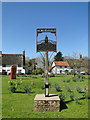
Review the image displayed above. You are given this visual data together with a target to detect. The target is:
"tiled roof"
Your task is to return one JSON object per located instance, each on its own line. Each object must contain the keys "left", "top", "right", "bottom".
{"left": 55, "top": 61, "right": 69, "bottom": 66}
{"left": 48, "top": 66, "right": 55, "bottom": 71}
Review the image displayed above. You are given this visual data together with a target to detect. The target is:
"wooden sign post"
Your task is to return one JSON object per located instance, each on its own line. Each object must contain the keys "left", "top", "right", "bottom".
{"left": 36, "top": 28, "right": 57, "bottom": 97}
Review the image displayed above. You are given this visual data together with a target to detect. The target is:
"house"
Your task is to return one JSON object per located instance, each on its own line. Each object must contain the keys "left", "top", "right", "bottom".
{"left": 0, "top": 50, "right": 26, "bottom": 75}
{"left": 48, "top": 60, "right": 72, "bottom": 74}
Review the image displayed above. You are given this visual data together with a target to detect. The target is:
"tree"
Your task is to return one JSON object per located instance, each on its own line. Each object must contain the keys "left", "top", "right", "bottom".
{"left": 54, "top": 51, "right": 63, "bottom": 61}
{"left": 35, "top": 53, "right": 53, "bottom": 70}
{"left": 25, "top": 58, "right": 37, "bottom": 74}
{"left": 35, "top": 68, "right": 44, "bottom": 74}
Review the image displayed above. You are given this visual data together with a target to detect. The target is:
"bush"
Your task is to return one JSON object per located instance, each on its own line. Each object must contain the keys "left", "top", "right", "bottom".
{"left": 8, "top": 87, "right": 16, "bottom": 93}
{"left": 8, "top": 81, "right": 17, "bottom": 93}
{"left": 59, "top": 93, "right": 66, "bottom": 102}
{"left": 76, "top": 87, "right": 82, "bottom": 93}
{"left": 17, "top": 82, "right": 21, "bottom": 85}
{"left": 35, "top": 68, "right": 44, "bottom": 74}
{"left": 84, "top": 86, "right": 87, "bottom": 91}
{"left": 80, "top": 78, "right": 84, "bottom": 82}
{"left": 55, "top": 84, "right": 61, "bottom": 92}
{"left": 63, "top": 80, "right": 66, "bottom": 82}
{"left": 32, "top": 76, "right": 37, "bottom": 79}
{"left": 49, "top": 74, "right": 55, "bottom": 77}
{"left": 17, "top": 74, "right": 19, "bottom": 77}
{"left": 74, "top": 98, "right": 81, "bottom": 104}
{"left": 2, "top": 71, "right": 7, "bottom": 75}
{"left": 72, "top": 77, "right": 77, "bottom": 82}
{"left": 83, "top": 92, "right": 88, "bottom": 99}
{"left": 41, "top": 84, "right": 45, "bottom": 89}
{"left": 66, "top": 79, "right": 70, "bottom": 83}
{"left": 8, "top": 81, "right": 16, "bottom": 86}
{"left": 69, "top": 93, "right": 74, "bottom": 100}
{"left": 66, "top": 86, "right": 72, "bottom": 92}
{"left": 77, "top": 74, "right": 81, "bottom": 79}
{"left": 24, "top": 86, "right": 32, "bottom": 93}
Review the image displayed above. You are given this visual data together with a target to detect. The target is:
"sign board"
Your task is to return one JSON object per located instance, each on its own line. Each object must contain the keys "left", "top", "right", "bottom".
{"left": 36, "top": 28, "right": 57, "bottom": 52}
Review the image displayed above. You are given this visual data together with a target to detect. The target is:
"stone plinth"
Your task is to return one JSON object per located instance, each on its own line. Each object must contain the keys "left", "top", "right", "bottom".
{"left": 34, "top": 94, "right": 60, "bottom": 112}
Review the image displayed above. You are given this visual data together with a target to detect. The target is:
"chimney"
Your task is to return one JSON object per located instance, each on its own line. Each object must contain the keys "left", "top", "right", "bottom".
{"left": 79, "top": 53, "right": 82, "bottom": 59}
{"left": 23, "top": 50, "right": 25, "bottom": 66}
{"left": 23, "top": 50, "right": 25, "bottom": 56}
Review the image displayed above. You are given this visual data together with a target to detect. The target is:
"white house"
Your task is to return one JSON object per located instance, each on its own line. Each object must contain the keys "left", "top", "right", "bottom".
{"left": 48, "top": 61, "right": 72, "bottom": 74}
{"left": 0, "top": 51, "right": 26, "bottom": 75}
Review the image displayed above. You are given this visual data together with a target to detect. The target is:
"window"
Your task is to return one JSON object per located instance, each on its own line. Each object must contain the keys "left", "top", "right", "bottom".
{"left": 18, "top": 70, "right": 21, "bottom": 73}
{"left": 18, "top": 64, "right": 21, "bottom": 67}
{"left": 65, "top": 66, "right": 67, "bottom": 68}
{"left": 60, "top": 70, "right": 62, "bottom": 73}
{"left": 2, "top": 64, "right": 6, "bottom": 67}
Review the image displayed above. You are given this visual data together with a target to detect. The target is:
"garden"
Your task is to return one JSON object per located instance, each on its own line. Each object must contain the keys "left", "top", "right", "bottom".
{"left": 2, "top": 74, "right": 89, "bottom": 118}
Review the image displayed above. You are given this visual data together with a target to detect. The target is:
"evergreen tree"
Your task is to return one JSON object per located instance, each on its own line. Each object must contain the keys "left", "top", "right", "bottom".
{"left": 54, "top": 51, "right": 63, "bottom": 61}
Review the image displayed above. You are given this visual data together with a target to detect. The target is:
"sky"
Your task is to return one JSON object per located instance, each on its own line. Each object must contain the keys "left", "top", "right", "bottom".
{"left": 2, "top": 2, "right": 88, "bottom": 59}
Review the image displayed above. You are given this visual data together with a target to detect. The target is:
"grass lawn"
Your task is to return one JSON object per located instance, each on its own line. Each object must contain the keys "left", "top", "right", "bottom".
{"left": 2, "top": 75, "right": 88, "bottom": 118}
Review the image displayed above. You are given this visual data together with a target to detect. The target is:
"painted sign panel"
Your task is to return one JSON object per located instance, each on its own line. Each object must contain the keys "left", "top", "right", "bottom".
{"left": 36, "top": 28, "right": 57, "bottom": 52}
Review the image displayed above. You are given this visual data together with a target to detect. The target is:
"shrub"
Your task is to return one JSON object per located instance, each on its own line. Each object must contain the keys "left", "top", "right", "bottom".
{"left": 35, "top": 68, "right": 44, "bottom": 74}
{"left": 32, "top": 76, "right": 37, "bottom": 79}
{"left": 55, "top": 84, "right": 61, "bottom": 92}
{"left": 8, "top": 81, "right": 17, "bottom": 93}
{"left": 69, "top": 93, "right": 74, "bottom": 100}
{"left": 83, "top": 92, "right": 88, "bottom": 99}
{"left": 63, "top": 80, "right": 66, "bottom": 82}
{"left": 17, "top": 74, "right": 19, "bottom": 77}
{"left": 17, "top": 82, "right": 21, "bottom": 85}
{"left": 76, "top": 87, "right": 82, "bottom": 93}
{"left": 66, "top": 86, "right": 72, "bottom": 92}
{"left": 66, "top": 79, "right": 70, "bottom": 83}
{"left": 2, "top": 71, "right": 7, "bottom": 75}
{"left": 72, "top": 77, "right": 77, "bottom": 82}
{"left": 8, "top": 87, "right": 16, "bottom": 93}
{"left": 80, "top": 78, "right": 84, "bottom": 82}
{"left": 24, "top": 86, "right": 32, "bottom": 93}
{"left": 82, "top": 76, "right": 85, "bottom": 79}
{"left": 41, "top": 84, "right": 45, "bottom": 89}
{"left": 77, "top": 74, "right": 81, "bottom": 79}
{"left": 74, "top": 98, "right": 81, "bottom": 104}
{"left": 59, "top": 93, "right": 66, "bottom": 102}
{"left": 84, "top": 86, "right": 87, "bottom": 91}
{"left": 8, "top": 81, "right": 16, "bottom": 86}
{"left": 49, "top": 74, "right": 55, "bottom": 77}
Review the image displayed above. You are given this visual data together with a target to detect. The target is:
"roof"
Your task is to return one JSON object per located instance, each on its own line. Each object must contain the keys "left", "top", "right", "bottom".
{"left": 55, "top": 61, "right": 69, "bottom": 66}
{"left": 1, "top": 54, "right": 24, "bottom": 65}
{"left": 48, "top": 66, "right": 55, "bottom": 71}
{"left": 48, "top": 61, "right": 69, "bottom": 71}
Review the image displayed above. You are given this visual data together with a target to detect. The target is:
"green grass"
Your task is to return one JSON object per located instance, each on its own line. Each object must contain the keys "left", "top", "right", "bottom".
{"left": 2, "top": 75, "right": 88, "bottom": 118}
